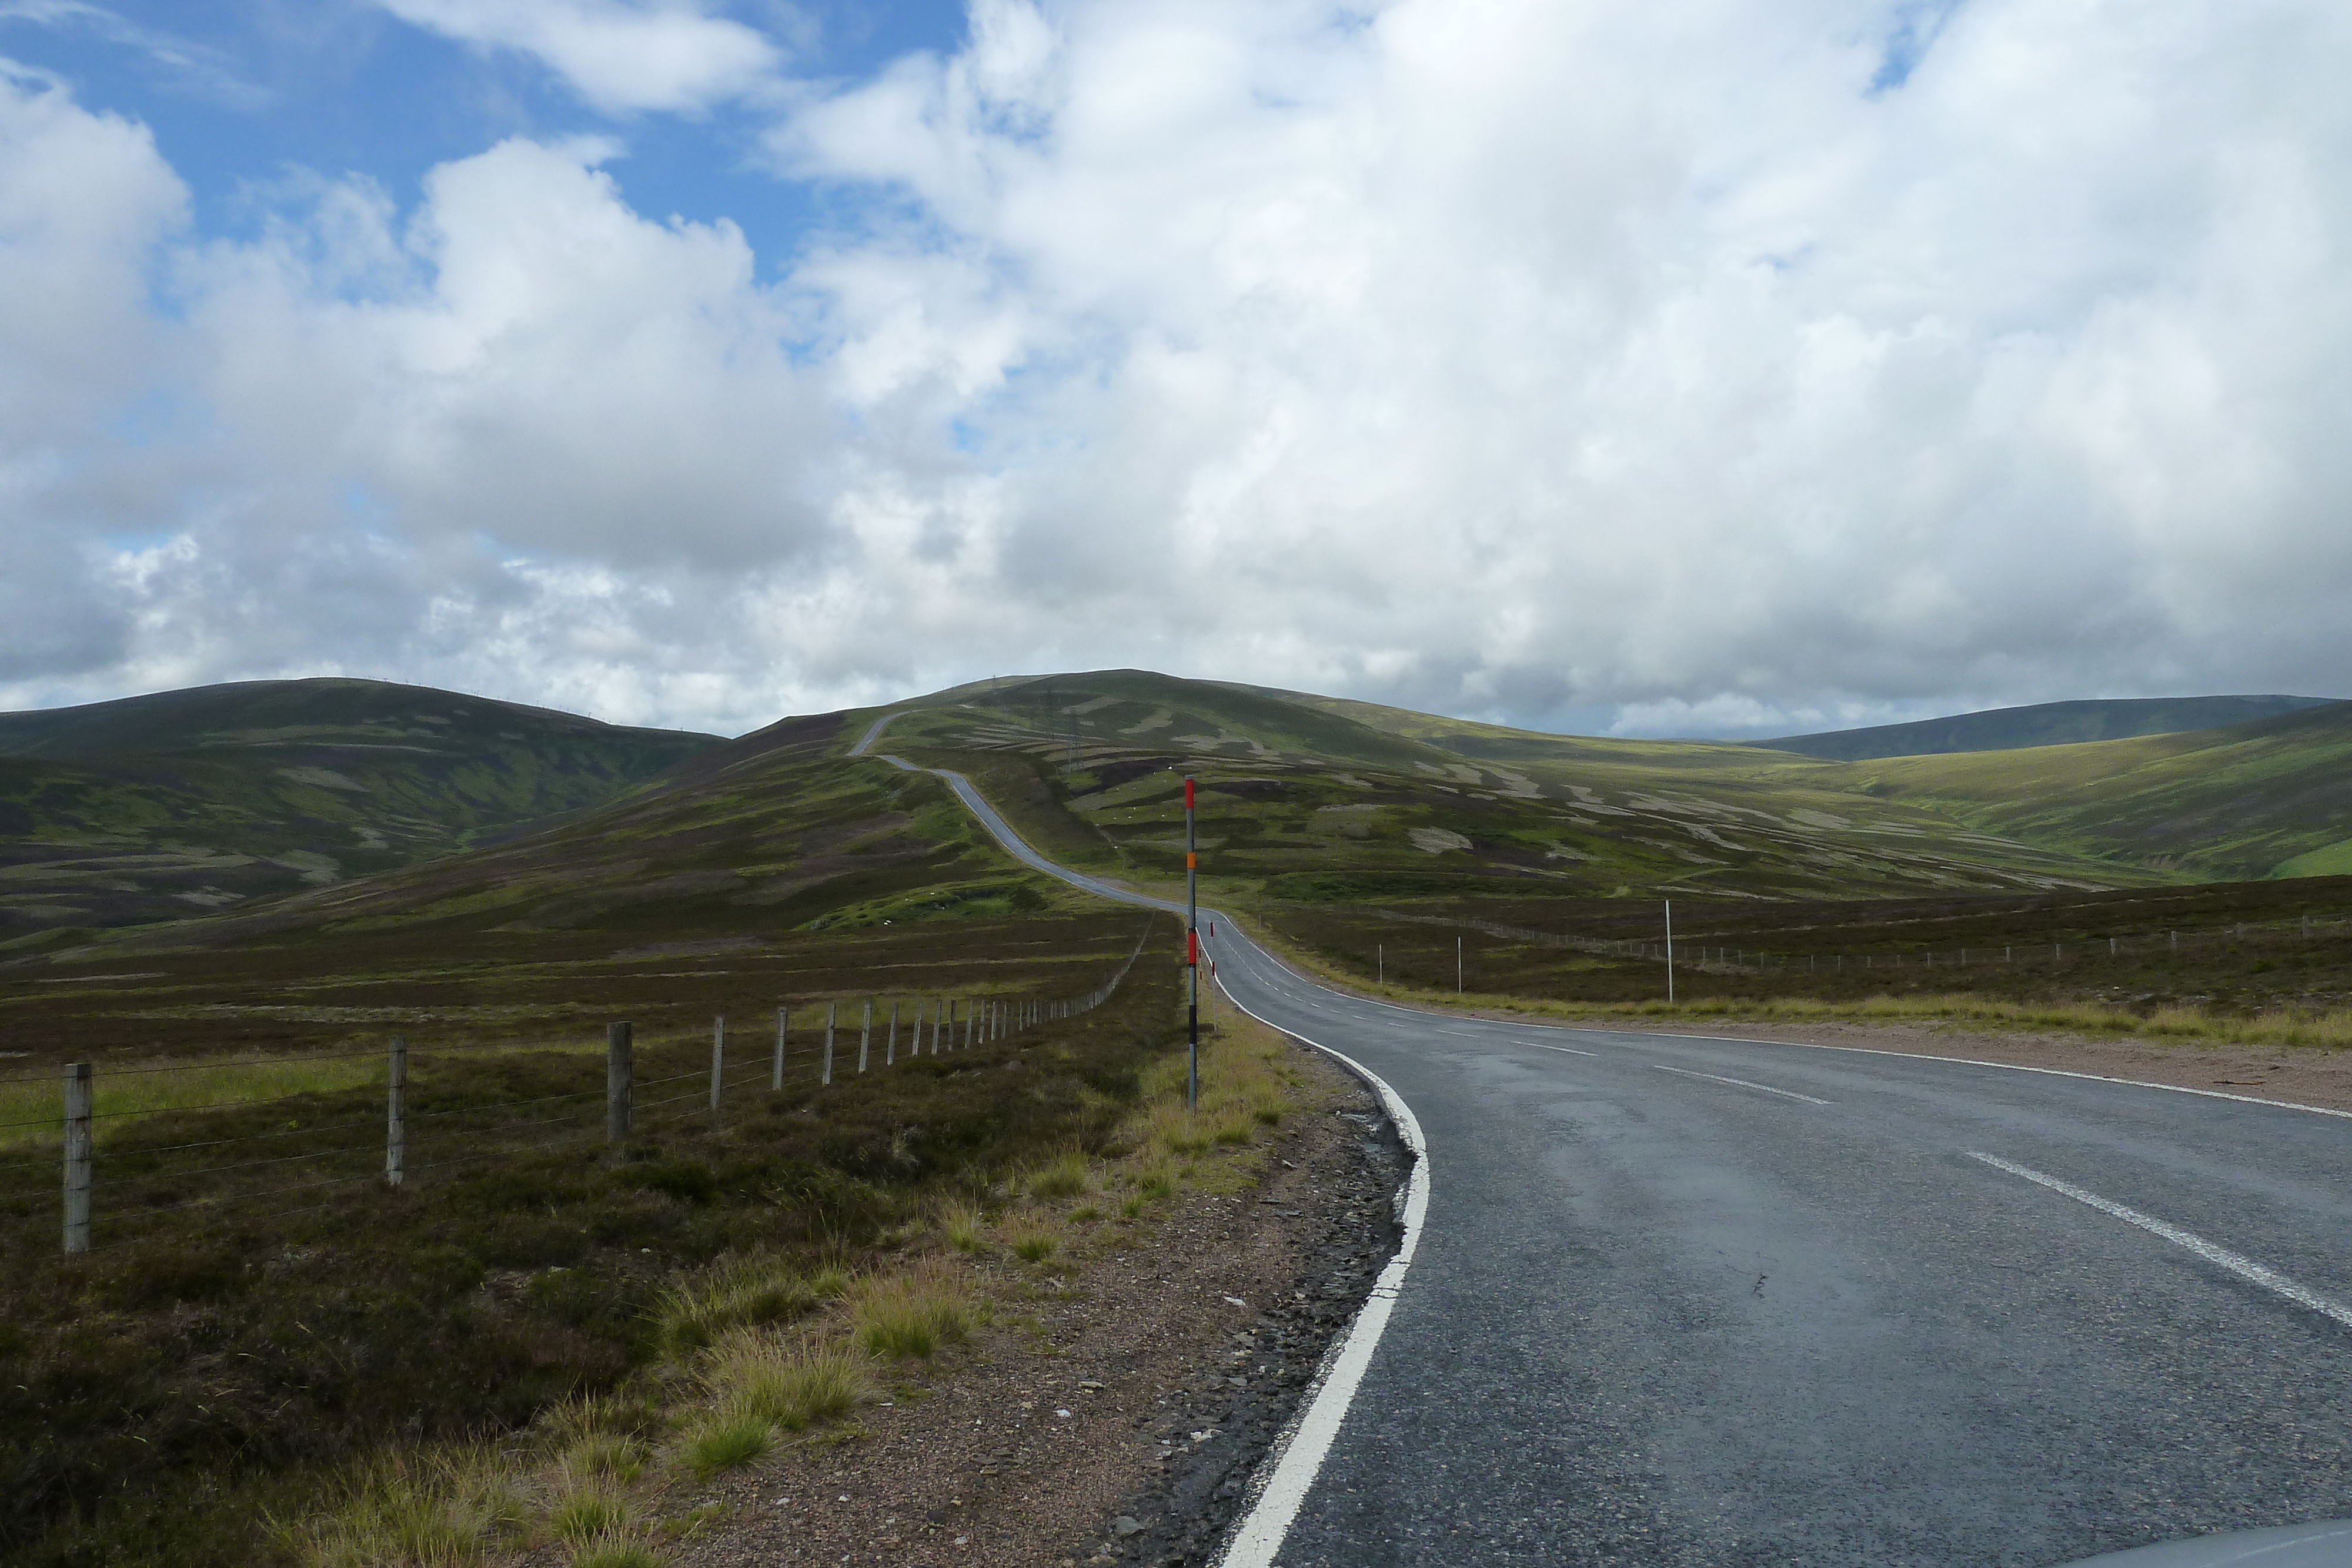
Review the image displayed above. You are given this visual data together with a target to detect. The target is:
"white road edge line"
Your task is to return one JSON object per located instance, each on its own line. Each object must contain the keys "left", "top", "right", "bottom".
{"left": 1213, "top": 978, "right": 1429, "bottom": 1568}
{"left": 1967, "top": 1152, "right": 2352, "bottom": 1332}
{"left": 871, "top": 747, "right": 1432, "bottom": 1568}
{"left": 1652, "top": 1063, "right": 1831, "bottom": 1105}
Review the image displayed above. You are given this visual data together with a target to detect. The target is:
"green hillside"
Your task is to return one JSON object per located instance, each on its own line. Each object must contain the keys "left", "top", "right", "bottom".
{"left": 0, "top": 679, "right": 717, "bottom": 941}
{"left": 16, "top": 668, "right": 2348, "bottom": 961}
{"left": 1826, "top": 702, "right": 2352, "bottom": 881}
{"left": 873, "top": 670, "right": 2156, "bottom": 904}
{"left": 4, "top": 700, "right": 1102, "bottom": 992}
{"left": 1749, "top": 695, "right": 2337, "bottom": 761}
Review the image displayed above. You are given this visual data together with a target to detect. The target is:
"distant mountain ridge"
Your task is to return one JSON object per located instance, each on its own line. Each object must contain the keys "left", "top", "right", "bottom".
{"left": 0, "top": 678, "right": 718, "bottom": 942}
{"left": 1749, "top": 696, "right": 2339, "bottom": 762}
{"left": 11, "top": 672, "right": 2352, "bottom": 955}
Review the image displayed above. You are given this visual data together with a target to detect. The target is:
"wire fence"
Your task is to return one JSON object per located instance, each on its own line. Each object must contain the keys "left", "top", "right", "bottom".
{"left": 5, "top": 932, "right": 1152, "bottom": 1256}
{"left": 1369, "top": 907, "right": 2352, "bottom": 978}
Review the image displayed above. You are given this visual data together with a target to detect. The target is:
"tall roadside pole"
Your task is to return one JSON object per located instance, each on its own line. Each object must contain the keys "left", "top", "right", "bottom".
{"left": 1664, "top": 899, "right": 1676, "bottom": 1004}
{"left": 1186, "top": 774, "right": 1200, "bottom": 1112}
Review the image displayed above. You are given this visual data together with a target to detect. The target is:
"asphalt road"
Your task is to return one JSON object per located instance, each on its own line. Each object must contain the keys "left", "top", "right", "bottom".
{"left": 881, "top": 751, "right": 2352, "bottom": 1566}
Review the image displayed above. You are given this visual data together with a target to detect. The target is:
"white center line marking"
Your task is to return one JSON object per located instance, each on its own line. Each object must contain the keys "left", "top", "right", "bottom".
{"left": 1652, "top": 1064, "right": 1831, "bottom": 1105}
{"left": 1968, "top": 1152, "right": 2352, "bottom": 1332}
{"left": 1529, "top": 1042, "right": 1597, "bottom": 1057}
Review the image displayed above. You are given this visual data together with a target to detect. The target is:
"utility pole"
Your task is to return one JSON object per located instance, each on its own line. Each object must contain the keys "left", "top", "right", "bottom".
{"left": 1456, "top": 936, "right": 1463, "bottom": 994}
{"left": 1185, "top": 775, "right": 1200, "bottom": 1111}
{"left": 1665, "top": 899, "right": 1676, "bottom": 1004}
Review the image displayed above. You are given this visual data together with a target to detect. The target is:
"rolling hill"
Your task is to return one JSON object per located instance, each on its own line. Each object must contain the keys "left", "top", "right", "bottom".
{"left": 11, "top": 668, "right": 2352, "bottom": 964}
{"left": 1749, "top": 695, "right": 2337, "bottom": 761}
{"left": 1822, "top": 701, "right": 2352, "bottom": 881}
{"left": 870, "top": 669, "right": 2157, "bottom": 904}
{"left": 0, "top": 678, "right": 718, "bottom": 941}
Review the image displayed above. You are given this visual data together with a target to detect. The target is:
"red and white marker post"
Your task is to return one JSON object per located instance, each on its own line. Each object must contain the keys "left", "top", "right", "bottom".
{"left": 1185, "top": 775, "right": 1200, "bottom": 1111}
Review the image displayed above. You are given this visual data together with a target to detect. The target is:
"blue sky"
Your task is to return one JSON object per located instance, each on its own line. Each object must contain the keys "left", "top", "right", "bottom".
{"left": 0, "top": 1, "right": 965, "bottom": 268}
{"left": 1, "top": 0, "right": 2347, "bottom": 738}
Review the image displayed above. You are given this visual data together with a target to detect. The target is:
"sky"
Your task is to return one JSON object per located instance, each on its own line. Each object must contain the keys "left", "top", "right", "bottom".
{"left": 1, "top": 0, "right": 2348, "bottom": 740}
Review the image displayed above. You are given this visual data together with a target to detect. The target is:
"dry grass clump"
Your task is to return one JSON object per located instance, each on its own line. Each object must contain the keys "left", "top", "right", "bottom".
{"left": 1003, "top": 1217, "right": 1061, "bottom": 1263}
{"left": 560, "top": 1433, "right": 647, "bottom": 1485}
{"left": 547, "top": 1488, "right": 631, "bottom": 1545}
{"left": 681, "top": 1413, "right": 771, "bottom": 1481}
{"left": 706, "top": 1329, "right": 873, "bottom": 1429}
{"left": 654, "top": 1255, "right": 845, "bottom": 1357}
{"left": 940, "top": 1200, "right": 988, "bottom": 1253}
{"left": 282, "top": 1449, "right": 527, "bottom": 1567}
{"left": 570, "top": 1534, "right": 664, "bottom": 1568}
{"left": 532, "top": 1395, "right": 657, "bottom": 1490}
{"left": 1025, "top": 1149, "right": 1093, "bottom": 1200}
{"left": 850, "top": 1262, "right": 977, "bottom": 1358}
{"left": 1129, "top": 1018, "right": 1298, "bottom": 1166}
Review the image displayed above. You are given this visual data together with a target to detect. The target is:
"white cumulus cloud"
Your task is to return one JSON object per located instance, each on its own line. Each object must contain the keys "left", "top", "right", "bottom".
{"left": 2, "top": 0, "right": 2351, "bottom": 735}
{"left": 377, "top": 0, "right": 783, "bottom": 112}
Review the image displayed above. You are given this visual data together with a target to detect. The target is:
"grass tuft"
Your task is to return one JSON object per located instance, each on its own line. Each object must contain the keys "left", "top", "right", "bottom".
{"left": 682, "top": 1414, "right": 771, "bottom": 1480}
{"left": 560, "top": 1433, "right": 647, "bottom": 1483}
{"left": 547, "top": 1489, "right": 630, "bottom": 1545}
{"left": 851, "top": 1262, "right": 976, "bottom": 1358}
{"left": 1006, "top": 1222, "right": 1060, "bottom": 1263}
{"left": 707, "top": 1330, "right": 873, "bottom": 1430}
{"left": 941, "top": 1201, "right": 987, "bottom": 1253}
{"left": 1025, "top": 1150, "right": 1092, "bottom": 1200}
{"left": 571, "top": 1532, "right": 664, "bottom": 1568}
{"left": 654, "top": 1255, "right": 838, "bottom": 1358}
{"left": 285, "top": 1449, "right": 526, "bottom": 1568}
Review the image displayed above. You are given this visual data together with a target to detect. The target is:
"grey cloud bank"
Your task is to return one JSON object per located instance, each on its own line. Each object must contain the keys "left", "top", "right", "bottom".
{"left": 2, "top": 0, "right": 2348, "bottom": 737}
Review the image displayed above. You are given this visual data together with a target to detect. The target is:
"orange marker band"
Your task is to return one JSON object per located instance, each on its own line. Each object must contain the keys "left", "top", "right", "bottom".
{"left": 1186, "top": 852, "right": 1197, "bottom": 868}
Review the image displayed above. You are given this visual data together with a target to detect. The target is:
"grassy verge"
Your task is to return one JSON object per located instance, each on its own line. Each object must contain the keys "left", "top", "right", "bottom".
{"left": 1242, "top": 914, "right": 2352, "bottom": 1051}
{"left": 0, "top": 926, "right": 1186, "bottom": 1567}
{"left": 273, "top": 978, "right": 1314, "bottom": 1568}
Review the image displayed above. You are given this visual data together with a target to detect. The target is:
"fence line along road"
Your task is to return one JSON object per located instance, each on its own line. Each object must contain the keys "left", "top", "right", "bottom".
{"left": 24, "top": 932, "right": 1150, "bottom": 1256}
{"left": 1369, "top": 906, "right": 2351, "bottom": 977}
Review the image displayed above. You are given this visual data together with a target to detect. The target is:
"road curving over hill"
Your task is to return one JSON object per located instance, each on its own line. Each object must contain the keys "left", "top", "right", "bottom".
{"left": 870, "top": 743, "right": 2352, "bottom": 1567}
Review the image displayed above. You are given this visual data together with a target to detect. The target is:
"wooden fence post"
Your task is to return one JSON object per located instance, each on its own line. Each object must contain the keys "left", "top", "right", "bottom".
{"left": 823, "top": 1004, "right": 836, "bottom": 1085}
{"left": 386, "top": 1035, "right": 406, "bottom": 1189}
{"left": 964, "top": 999, "right": 974, "bottom": 1051}
{"left": 710, "top": 1015, "right": 726, "bottom": 1111}
{"left": 773, "top": 1007, "right": 787, "bottom": 1091}
{"left": 934, "top": 997, "right": 946, "bottom": 1054}
{"left": 888, "top": 1000, "right": 899, "bottom": 1065}
{"left": 607, "top": 1022, "right": 633, "bottom": 1143}
{"left": 62, "top": 1062, "right": 92, "bottom": 1256}
{"left": 859, "top": 1001, "right": 873, "bottom": 1073}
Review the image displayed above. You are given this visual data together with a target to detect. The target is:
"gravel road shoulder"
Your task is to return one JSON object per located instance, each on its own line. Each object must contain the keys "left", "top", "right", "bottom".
{"left": 666, "top": 1036, "right": 1409, "bottom": 1568}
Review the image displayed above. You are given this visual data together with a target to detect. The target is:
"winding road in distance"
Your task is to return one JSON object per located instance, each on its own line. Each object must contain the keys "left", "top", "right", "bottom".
{"left": 864, "top": 728, "right": 2352, "bottom": 1567}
